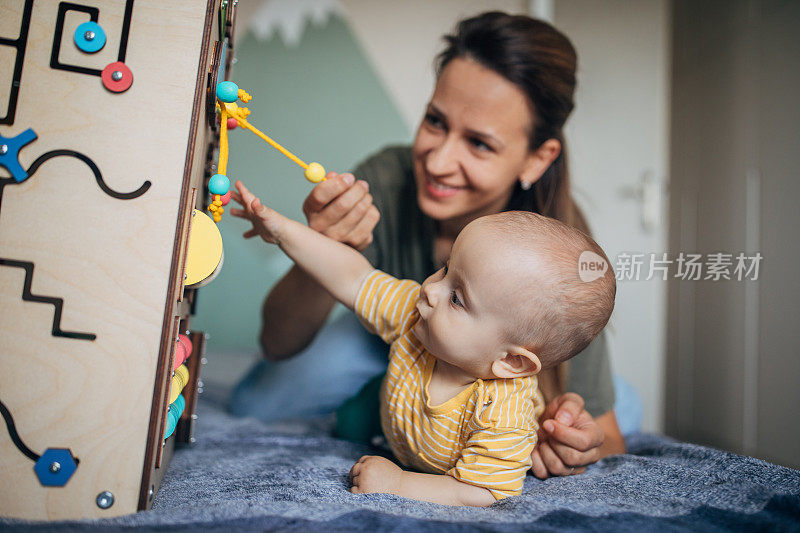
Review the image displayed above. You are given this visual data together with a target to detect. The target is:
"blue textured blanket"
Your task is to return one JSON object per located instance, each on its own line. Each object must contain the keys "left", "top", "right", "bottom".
{"left": 3, "top": 399, "right": 799, "bottom": 531}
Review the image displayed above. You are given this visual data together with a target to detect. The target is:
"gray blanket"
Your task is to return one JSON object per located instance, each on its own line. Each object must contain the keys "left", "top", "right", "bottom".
{"left": 3, "top": 398, "right": 799, "bottom": 532}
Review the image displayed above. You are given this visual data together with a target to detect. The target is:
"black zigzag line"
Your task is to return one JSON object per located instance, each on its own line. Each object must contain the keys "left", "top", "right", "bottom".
{"left": 0, "top": 258, "right": 96, "bottom": 341}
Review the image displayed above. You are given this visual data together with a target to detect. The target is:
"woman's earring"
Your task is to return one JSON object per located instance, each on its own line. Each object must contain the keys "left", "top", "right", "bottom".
{"left": 520, "top": 181, "right": 532, "bottom": 191}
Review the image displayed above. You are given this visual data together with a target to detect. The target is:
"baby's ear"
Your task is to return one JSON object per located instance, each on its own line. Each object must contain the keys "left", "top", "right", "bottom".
{"left": 491, "top": 347, "right": 542, "bottom": 379}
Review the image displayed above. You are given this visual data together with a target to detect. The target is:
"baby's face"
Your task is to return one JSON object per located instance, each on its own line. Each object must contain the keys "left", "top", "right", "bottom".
{"left": 412, "top": 220, "right": 537, "bottom": 379}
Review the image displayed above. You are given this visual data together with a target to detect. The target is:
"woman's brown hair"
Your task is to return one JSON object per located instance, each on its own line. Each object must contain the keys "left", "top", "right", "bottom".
{"left": 437, "top": 12, "right": 589, "bottom": 396}
{"left": 436, "top": 11, "right": 590, "bottom": 236}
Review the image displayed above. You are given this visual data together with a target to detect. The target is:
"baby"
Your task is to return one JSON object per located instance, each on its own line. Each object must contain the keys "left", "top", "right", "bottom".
{"left": 231, "top": 181, "right": 615, "bottom": 507}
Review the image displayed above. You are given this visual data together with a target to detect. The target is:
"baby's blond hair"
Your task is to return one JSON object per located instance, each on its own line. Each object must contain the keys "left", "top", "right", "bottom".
{"left": 483, "top": 211, "right": 616, "bottom": 369}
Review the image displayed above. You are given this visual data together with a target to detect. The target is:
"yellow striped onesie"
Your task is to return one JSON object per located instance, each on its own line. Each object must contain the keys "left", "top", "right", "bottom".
{"left": 355, "top": 270, "right": 545, "bottom": 500}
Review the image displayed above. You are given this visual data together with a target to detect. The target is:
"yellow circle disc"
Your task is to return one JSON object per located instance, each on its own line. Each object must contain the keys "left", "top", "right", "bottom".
{"left": 304, "top": 162, "right": 326, "bottom": 183}
{"left": 185, "top": 209, "right": 223, "bottom": 286}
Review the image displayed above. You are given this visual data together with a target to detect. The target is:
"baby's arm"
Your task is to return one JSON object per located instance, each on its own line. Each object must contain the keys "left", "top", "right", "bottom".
{"left": 350, "top": 456, "right": 495, "bottom": 507}
{"left": 231, "top": 181, "right": 372, "bottom": 310}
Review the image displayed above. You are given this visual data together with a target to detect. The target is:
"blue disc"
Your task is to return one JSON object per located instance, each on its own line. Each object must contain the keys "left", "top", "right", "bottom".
{"left": 74, "top": 21, "right": 106, "bottom": 53}
{"left": 209, "top": 173, "right": 230, "bottom": 195}
{"left": 216, "top": 81, "right": 239, "bottom": 103}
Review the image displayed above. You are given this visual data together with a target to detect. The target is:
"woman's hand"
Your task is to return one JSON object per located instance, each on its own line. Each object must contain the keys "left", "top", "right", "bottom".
{"left": 303, "top": 172, "right": 380, "bottom": 250}
{"left": 530, "top": 392, "right": 607, "bottom": 478}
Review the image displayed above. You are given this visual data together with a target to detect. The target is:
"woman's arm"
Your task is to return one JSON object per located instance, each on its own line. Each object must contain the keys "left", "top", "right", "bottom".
{"left": 259, "top": 265, "right": 337, "bottom": 359}
{"left": 596, "top": 410, "right": 626, "bottom": 456}
{"left": 240, "top": 173, "right": 379, "bottom": 360}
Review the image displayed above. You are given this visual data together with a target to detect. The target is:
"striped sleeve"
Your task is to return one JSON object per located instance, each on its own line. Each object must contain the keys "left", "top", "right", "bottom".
{"left": 354, "top": 270, "right": 421, "bottom": 345}
{"left": 447, "top": 427, "right": 536, "bottom": 500}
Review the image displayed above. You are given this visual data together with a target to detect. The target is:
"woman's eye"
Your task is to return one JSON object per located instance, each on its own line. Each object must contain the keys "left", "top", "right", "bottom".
{"left": 425, "top": 113, "right": 444, "bottom": 129}
{"left": 470, "top": 138, "right": 492, "bottom": 152}
{"left": 450, "top": 290, "right": 462, "bottom": 307}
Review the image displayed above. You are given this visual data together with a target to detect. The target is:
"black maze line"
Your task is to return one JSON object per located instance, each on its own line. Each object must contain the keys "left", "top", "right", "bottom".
{"left": 50, "top": 0, "right": 135, "bottom": 77}
{"left": 0, "top": 0, "right": 34, "bottom": 125}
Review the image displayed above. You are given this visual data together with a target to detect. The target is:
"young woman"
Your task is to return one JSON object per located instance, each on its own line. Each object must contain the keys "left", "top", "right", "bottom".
{"left": 231, "top": 12, "right": 626, "bottom": 478}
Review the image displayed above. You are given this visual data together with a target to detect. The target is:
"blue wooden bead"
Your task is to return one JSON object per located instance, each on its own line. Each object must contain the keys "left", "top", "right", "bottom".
{"left": 74, "top": 21, "right": 106, "bottom": 53}
{"left": 209, "top": 173, "right": 230, "bottom": 195}
{"left": 216, "top": 81, "right": 239, "bottom": 103}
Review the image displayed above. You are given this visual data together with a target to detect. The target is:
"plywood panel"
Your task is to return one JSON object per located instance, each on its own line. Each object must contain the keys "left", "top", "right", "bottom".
{"left": 0, "top": 0, "right": 215, "bottom": 519}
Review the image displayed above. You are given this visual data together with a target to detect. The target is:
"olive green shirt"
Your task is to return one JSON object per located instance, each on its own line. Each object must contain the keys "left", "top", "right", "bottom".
{"left": 353, "top": 146, "right": 615, "bottom": 416}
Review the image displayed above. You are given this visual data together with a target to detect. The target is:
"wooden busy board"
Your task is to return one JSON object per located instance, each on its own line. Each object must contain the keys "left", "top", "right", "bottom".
{"left": 0, "top": 0, "right": 231, "bottom": 519}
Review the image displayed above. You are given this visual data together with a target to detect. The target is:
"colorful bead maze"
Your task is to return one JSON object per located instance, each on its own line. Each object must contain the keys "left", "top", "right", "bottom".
{"left": 205, "top": 80, "right": 327, "bottom": 223}
{"left": 0, "top": 0, "right": 235, "bottom": 520}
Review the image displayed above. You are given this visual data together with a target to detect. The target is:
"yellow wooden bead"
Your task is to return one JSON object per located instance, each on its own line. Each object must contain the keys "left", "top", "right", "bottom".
{"left": 304, "top": 162, "right": 325, "bottom": 183}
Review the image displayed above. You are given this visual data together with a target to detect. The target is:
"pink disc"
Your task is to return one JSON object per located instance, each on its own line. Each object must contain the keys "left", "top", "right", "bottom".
{"left": 219, "top": 190, "right": 232, "bottom": 205}
{"left": 172, "top": 334, "right": 193, "bottom": 370}
{"left": 178, "top": 334, "right": 193, "bottom": 356}
{"left": 173, "top": 341, "right": 188, "bottom": 370}
{"left": 226, "top": 117, "right": 238, "bottom": 129}
{"left": 101, "top": 61, "right": 133, "bottom": 93}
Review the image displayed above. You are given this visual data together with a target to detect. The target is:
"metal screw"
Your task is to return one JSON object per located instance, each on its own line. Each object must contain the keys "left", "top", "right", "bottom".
{"left": 198, "top": 380, "right": 204, "bottom": 389}
{"left": 201, "top": 357, "right": 208, "bottom": 365}
{"left": 191, "top": 414, "right": 198, "bottom": 420}
{"left": 84, "top": 30, "right": 95, "bottom": 41}
{"left": 148, "top": 485, "right": 154, "bottom": 501}
{"left": 111, "top": 70, "right": 123, "bottom": 82}
{"left": 49, "top": 462, "right": 61, "bottom": 474}
{"left": 189, "top": 437, "right": 196, "bottom": 444}
{"left": 96, "top": 491, "right": 115, "bottom": 509}
{"left": 0, "top": 144, "right": 8, "bottom": 155}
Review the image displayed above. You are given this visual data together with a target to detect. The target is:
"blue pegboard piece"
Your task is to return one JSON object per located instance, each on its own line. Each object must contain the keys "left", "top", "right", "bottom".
{"left": 0, "top": 128, "right": 38, "bottom": 183}
{"left": 33, "top": 448, "right": 78, "bottom": 487}
{"left": 74, "top": 21, "right": 107, "bottom": 53}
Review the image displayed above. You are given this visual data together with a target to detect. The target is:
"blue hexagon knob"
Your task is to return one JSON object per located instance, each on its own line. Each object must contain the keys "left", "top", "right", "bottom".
{"left": 34, "top": 448, "right": 78, "bottom": 487}
{"left": 216, "top": 81, "right": 239, "bottom": 103}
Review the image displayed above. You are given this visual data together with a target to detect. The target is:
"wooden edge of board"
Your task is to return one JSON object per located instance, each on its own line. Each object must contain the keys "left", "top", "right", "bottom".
{"left": 137, "top": 0, "right": 218, "bottom": 511}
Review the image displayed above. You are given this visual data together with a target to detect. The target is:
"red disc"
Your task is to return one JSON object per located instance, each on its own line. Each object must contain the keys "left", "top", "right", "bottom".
{"left": 226, "top": 117, "right": 238, "bottom": 129}
{"left": 101, "top": 61, "right": 133, "bottom": 93}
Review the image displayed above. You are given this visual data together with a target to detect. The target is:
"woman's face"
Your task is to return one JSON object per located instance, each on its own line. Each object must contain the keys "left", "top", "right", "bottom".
{"left": 412, "top": 57, "right": 537, "bottom": 225}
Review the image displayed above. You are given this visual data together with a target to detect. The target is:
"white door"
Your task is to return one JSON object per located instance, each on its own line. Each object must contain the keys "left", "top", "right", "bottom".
{"left": 555, "top": 0, "right": 670, "bottom": 432}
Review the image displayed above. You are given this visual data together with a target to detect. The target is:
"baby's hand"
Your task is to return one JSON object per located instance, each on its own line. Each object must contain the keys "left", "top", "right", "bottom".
{"left": 349, "top": 455, "right": 402, "bottom": 495}
{"left": 229, "top": 180, "right": 286, "bottom": 244}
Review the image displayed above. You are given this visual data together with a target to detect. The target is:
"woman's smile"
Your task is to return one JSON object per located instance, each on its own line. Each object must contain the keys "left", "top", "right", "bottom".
{"left": 423, "top": 174, "right": 464, "bottom": 199}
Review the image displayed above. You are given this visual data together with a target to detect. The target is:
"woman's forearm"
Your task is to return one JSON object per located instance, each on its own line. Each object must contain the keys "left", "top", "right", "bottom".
{"left": 259, "top": 264, "right": 337, "bottom": 360}
{"left": 595, "top": 410, "right": 626, "bottom": 456}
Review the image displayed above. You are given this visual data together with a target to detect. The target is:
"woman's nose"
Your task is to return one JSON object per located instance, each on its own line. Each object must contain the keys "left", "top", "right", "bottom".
{"left": 426, "top": 137, "right": 459, "bottom": 176}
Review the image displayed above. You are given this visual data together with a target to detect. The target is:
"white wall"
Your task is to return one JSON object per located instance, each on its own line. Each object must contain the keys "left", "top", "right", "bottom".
{"left": 340, "top": 0, "right": 527, "bottom": 131}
